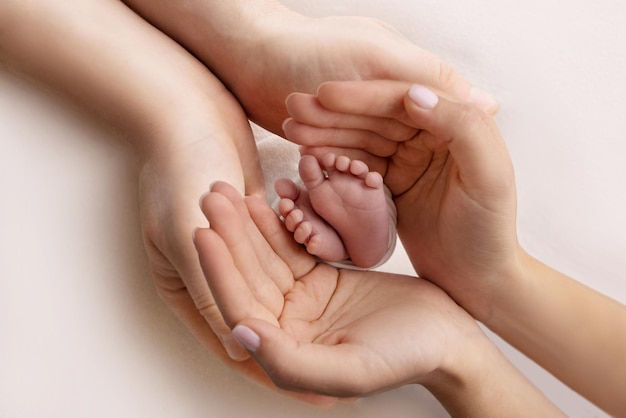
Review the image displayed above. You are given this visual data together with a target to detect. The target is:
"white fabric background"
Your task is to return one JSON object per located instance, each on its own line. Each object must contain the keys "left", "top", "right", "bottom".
{"left": 2, "top": 1, "right": 624, "bottom": 417}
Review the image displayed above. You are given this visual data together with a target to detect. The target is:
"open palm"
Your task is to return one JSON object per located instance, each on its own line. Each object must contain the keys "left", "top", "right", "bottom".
{"left": 284, "top": 80, "right": 518, "bottom": 319}
{"left": 194, "top": 182, "right": 483, "bottom": 397}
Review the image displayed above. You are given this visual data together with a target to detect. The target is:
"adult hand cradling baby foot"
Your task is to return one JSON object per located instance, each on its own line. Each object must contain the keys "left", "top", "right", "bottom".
{"left": 15, "top": 1, "right": 626, "bottom": 416}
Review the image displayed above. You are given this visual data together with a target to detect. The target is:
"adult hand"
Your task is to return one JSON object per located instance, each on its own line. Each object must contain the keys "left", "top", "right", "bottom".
{"left": 192, "top": 181, "right": 562, "bottom": 416}
{"left": 136, "top": 132, "right": 338, "bottom": 406}
{"left": 119, "top": 1, "right": 498, "bottom": 135}
{"left": 283, "top": 81, "right": 626, "bottom": 417}
{"left": 283, "top": 81, "right": 517, "bottom": 321}
{"left": 193, "top": 181, "right": 485, "bottom": 397}
{"left": 227, "top": 14, "right": 498, "bottom": 134}
{"left": 0, "top": 0, "right": 263, "bottom": 363}
{"left": 1, "top": 0, "right": 342, "bottom": 405}
{"left": 137, "top": 133, "right": 251, "bottom": 361}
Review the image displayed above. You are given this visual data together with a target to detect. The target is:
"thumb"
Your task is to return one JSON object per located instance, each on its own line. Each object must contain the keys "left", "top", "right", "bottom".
{"left": 403, "top": 84, "right": 514, "bottom": 193}
{"left": 231, "top": 320, "right": 374, "bottom": 398}
{"left": 389, "top": 43, "right": 498, "bottom": 114}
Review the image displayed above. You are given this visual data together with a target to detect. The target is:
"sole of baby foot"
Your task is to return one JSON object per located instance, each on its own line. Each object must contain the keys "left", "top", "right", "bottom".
{"left": 275, "top": 176, "right": 348, "bottom": 262}
{"left": 301, "top": 153, "right": 390, "bottom": 268}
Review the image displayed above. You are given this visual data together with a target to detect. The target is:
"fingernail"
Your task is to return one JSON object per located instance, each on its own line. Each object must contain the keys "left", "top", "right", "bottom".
{"left": 217, "top": 332, "right": 248, "bottom": 361}
{"left": 232, "top": 325, "right": 260, "bottom": 352}
{"left": 408, "top": 84, "right": 439, "bottom": 109}
{"left": 281, "top": 117, "right": 293, "bottom": 134}
{"left": 468, "top": 87, "right": 498, "bottom": 113}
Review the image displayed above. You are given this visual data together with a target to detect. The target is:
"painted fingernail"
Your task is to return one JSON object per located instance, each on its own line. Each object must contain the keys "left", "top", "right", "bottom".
{"left": 468, "top": 87, "right": 498, "bottom": 113}
{"left": 408, "top": 84, "right": 439, "bottom": 109}
{"left": 232, "top": 325, "right": 260, "bottom": 352}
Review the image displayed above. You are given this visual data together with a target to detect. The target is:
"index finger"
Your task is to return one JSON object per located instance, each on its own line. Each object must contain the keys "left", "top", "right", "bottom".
{"left": 317, "top": 80, "right": 414, "bottom": 121}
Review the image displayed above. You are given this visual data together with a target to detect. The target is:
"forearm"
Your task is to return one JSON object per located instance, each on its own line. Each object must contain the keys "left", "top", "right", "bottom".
{"left": 120, "top": 0, "right": 313, "bottom": 135}
{"left": 120, "top": 0, "right": 300, "bottom": 73}
{"left": 0, "top": 0, "right": 238, "bottom": 155}
{"left": 486, "top": 250, "right": 626, "bottom": 416}
{"left": 425, "top": 330, "right": 564, "bottom": 417}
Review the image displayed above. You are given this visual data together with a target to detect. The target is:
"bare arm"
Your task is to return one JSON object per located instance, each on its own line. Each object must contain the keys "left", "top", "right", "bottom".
{"left": 281, "top": 80, "right": 626, "bottom": 416}
{"left": 399, "top": 85, "right": 626, "bottom": 416}
{"left": 429, "top": 336, "right": 565, "bottom": 417}
{"left": 0, "top": 0, "right": 267, "bottom": 365}
{"left": 0, "top": 0, "right": 253, "bottom": 161}
{"left": 120, "top": 0, "right": 495, "bottom": 134}
{"left": 486, "top": 252, "right": 626, "bottom": 417}
{"left": 193, "top": 181, "right": 564, "bottom": 417}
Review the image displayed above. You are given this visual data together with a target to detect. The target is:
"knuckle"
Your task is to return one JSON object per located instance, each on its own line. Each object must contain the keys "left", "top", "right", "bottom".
{"left": 456, "top": 102, "right": 491, "bottom": 132}
{"left": 434, "top": 60, "right": 458, "bottom": 90}
{"left": 194, "top": 293, "right": 220, "bottom": 319}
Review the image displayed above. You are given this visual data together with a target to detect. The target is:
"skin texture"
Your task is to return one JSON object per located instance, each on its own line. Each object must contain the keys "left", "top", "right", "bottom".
{"left": 193, "top": 181, "right": 563, "bottom": 417}
{"left": 121, "top": 0, "right": 498, "bottom": 135}
{"left": 107, "top": 0, "right": 496, "bottom": 363}
{"left": 0, "top": 0, "right": 484, "bottom": 364}
{"left": 284, "top": 80, "right": 516, "bottom": 318}
{"left": 283, "top": 80, "right": 626, "bottom": 416}
{"left": 275, "top": 153, "right": 390, "bottom": 267}
{"left": 2, "top": 0, "right": 534, "bottom": 410}
{"left": 0, "top": 0, "right": 330, "bottom": 406}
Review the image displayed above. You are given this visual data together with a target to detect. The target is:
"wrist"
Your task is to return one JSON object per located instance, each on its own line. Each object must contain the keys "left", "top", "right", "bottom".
{"left": 478, "top": 247, "right": 539, "bottom": 329}
{"left": 457, "top": 244, "right": 532, "bottom": 325}
{"left": 422, "top": 329, "right": 495, "bottom": 416}
{"left": 424, "top": 330, "right": 563, "bottom": 417}
{"left": 214, "top": 13, "right": 311, "bottom": 82}
{"left": 127, "top": 71, "right": 249, "bottom": 167}
{"left": 187, "top": 1, "right": 306, "bottom": 68}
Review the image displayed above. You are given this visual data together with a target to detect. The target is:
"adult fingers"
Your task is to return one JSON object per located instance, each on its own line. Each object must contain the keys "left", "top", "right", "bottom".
{"left": 285, "top": 91, "right": 416, "bottom": 141}
{"left": 316, "top": 80, "right": 414, "bottom": 120}
{"left": 403, "top": 84, "right": 514, "bottom": 197}
{"left": 382, "top": 42, "right": 498, "bottom": 114}
{"left": 283, "top": 118, "right": 401, "bottom": 158}
{"left": 195, "top": 192, "right": 280, "bottom": 327}
{"left": 155, "top": 281, "right": 250, "bottom": 361}
{"left": 231, "top": 320, "right": 381, "bottom": 398}
{"left": 244, "top": 195, "right": 318, "bottom": 281}
{"left": 144, "top": 214, "right": 250, "bottom": 360}
{"left": 210, "top": 182, "right": 293, "bottom": 294}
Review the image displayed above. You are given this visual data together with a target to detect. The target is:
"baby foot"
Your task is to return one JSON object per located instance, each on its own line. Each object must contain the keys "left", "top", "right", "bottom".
{"left": 275, "top": 176, "right": 348, "bottom": 263}
{"left": 275, "top": 153, "right": 390, "bottom": 268}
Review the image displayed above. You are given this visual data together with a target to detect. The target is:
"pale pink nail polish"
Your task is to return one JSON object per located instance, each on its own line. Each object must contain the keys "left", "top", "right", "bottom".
{"left": 408, "top": 84, "right": 439, "bottom": 109}
{"left": 232, "top": 325, "right": 260, "bottom": 352}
